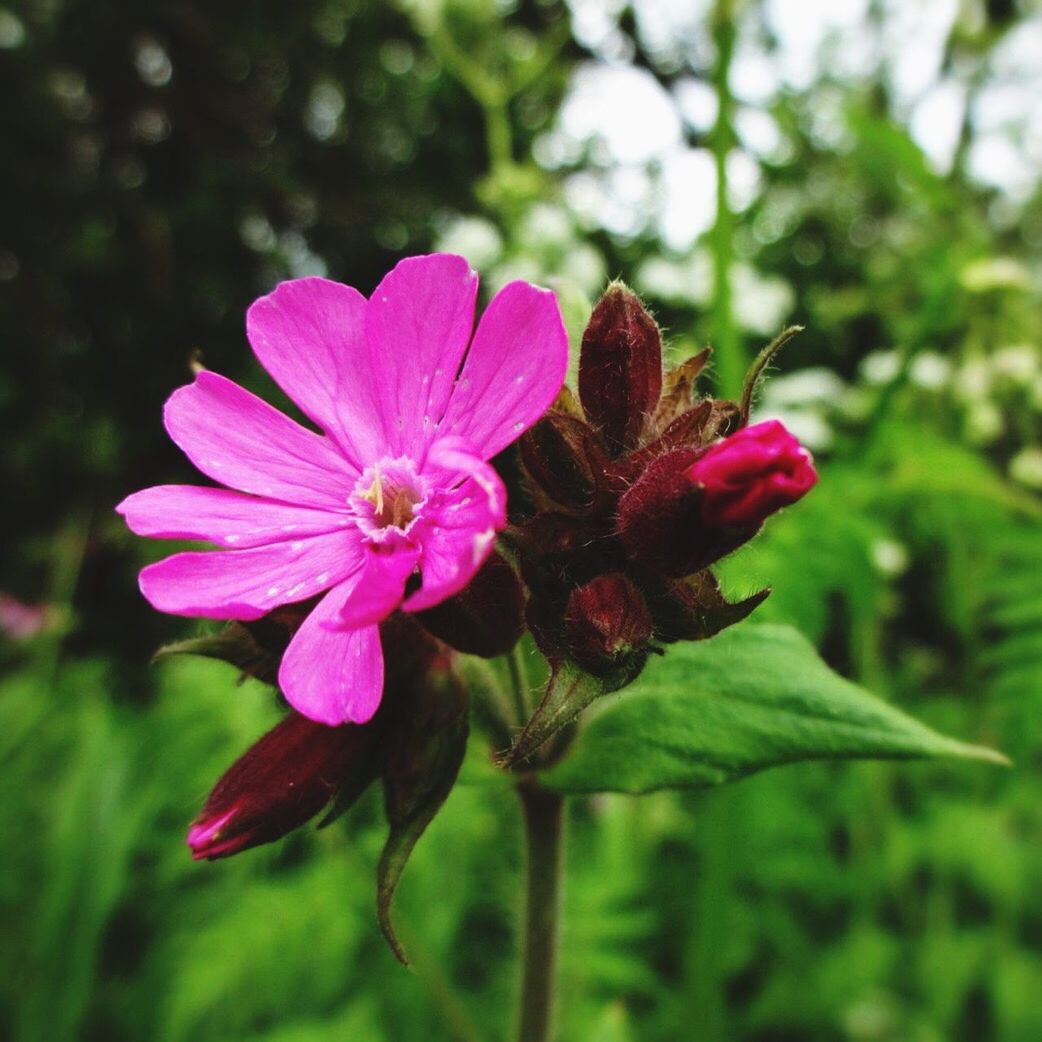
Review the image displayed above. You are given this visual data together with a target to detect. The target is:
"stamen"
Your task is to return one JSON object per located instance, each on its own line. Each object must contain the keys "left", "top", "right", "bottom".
{"left": 361, "top": 462, "right": 385, "bottom": 515}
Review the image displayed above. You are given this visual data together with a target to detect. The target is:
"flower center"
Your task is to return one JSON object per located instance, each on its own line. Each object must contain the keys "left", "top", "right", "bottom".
{"left": 351, "top": 457, "right": 428, "bottom": 539}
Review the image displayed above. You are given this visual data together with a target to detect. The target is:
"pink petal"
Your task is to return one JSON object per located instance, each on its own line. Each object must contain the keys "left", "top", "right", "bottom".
{"left": 365, "top": 254, "right": 478, "bottom": 457}
{"left": 336, "top": 542, "right": 421, "bottom": 629}
{"left": 279, "top": 583, "right": 384, "bottom": 725}
{"left": 404, "top": 438, "right": 506, "bottom": 613}
{"left": 164, "top": 371, "right": 357, "bottom": 509}
{"left": 440, "top": 280, "right": 568, "bottom": 460}
{"left": 117, "top": 485, "right": 352, "bottom": 549}
{"left": 138, "top": 529, "right": 365, "bottom": 620}
{"left": 246, "top": 278, "right": 387, "bottom": 468}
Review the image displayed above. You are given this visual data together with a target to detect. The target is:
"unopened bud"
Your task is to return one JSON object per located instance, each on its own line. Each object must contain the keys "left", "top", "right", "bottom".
{"left": 519, "top": 411, "right": 607, "bottom": 512}
{"left": 417, "top": 552, "right": 524, "bottom": 657}
{"left": 616, "top": 448, "right": 751, "bottom": 576}
{"left": 578, "top": 283, "right": 662, "bottom": 455}
{"left": 686, "top": 420, "right": 817, "bottom": 527}
{"left": 566, "top": 573, "right": 653, "bottom": 678}
{"left": 617, "top": 422, "right": 817, "bottom": 576}
{"left": 187, "top": 713, "right": 377, "bottom": 860}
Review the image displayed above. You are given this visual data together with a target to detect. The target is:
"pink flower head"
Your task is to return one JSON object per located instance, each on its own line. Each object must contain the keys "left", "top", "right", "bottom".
{"left": 118, "top": 254, "right": 568, "bottom": 724}
{"left": 686, "top": 419, "right": 818, "bottom": 528}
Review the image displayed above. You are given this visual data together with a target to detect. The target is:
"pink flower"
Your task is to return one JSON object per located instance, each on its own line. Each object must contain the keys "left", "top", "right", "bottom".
{"left": 686, "top": 419, "right": 818, "bottom": 528}
{"left": 118, "top": 254, "right": 568, "bottom": 724}
{"left": 0, "top": 593, "right": 54, "bottom": 640}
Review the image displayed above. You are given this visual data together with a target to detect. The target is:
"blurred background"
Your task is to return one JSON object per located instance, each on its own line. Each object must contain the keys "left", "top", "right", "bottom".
{"left": 2, "top": 0, "right": 1041, "bottom": 1039}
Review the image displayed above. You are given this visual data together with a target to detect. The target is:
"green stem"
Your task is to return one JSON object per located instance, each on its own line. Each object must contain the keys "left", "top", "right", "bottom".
{"left": 709, "top": 0, "right": 741, "bottom": 398}
{"left": 515, "top": 780, "right": 566, "bottom": 1042}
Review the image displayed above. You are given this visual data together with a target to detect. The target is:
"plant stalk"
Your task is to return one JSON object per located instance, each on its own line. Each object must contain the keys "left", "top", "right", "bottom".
{"left": 709, "top": 0, "right": 741, "bottom": 399}
{"left": 515, "top": 779, "right": 566, "bottom": 1042}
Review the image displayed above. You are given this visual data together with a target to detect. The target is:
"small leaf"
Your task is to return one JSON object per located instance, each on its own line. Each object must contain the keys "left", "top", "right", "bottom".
{"left": 153, "top": 624, "right": 278, "bottom": 685}
{"left": 498, "top": 660, "right": 609, "bottom": 769}
{"left": 541, "top": 624, "right": 1008, "bottom": 795}
{"left": 416, "top": 552, "right": 524, "bottom": 657}
{"left": 739, "top": 325, "right": 803, "bottom": 423}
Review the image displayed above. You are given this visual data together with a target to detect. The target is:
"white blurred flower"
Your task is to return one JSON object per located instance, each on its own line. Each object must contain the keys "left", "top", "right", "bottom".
{"left": 954, "top": 358, "right": 992, "bottom": 401}
{"left": 965, "top": 401, "right": 1004, "bottom": 444}
{"left": 1009, "top": 447, "right": 1042, "bottom": 489}
{"left": 860, "top": 350, "right": 900, "bottom": 385}
{"left": 909, "top": 351, "right": 952, "bottom": 390}
{"left": 991, "top": 344, "right": 1039, "bottom": 386}
{"left": 871, "top": 539, "right": 909, "bottom": 577}
{"left": 434, "top": 216, "right": 503, "bottom": 270}
{"left": 761, "top": 367, "right": 846, "bottom": 408}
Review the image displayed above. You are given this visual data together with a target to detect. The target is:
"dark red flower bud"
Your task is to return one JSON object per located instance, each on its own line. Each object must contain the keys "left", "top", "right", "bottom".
{"left": 686, "top": 420, "right": 817, "bottom": 527}
{"left": 187, "top": 713, "right": 378, "bottom": 860}
{"left": 566, "top": 573, "right": 653, "bottom": 678}
{"left": 617, "top": 422, "right": 817, "bottom": 576}
{"left": 519, "top": 411, "right": 608, "bottom": 513}
{"left": 616, "top": 448, "right": 754, "bottom": 577}
{"left": 416, "top": 551, "right": 524, "bottom": 657}
{"left": 579, "top": 283, "right": 662, "bottom": 455}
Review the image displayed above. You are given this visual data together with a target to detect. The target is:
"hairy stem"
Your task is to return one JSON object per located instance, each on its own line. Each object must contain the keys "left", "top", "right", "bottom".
{"left": 515, "top": 780, "right": 566, "bottom": 1042}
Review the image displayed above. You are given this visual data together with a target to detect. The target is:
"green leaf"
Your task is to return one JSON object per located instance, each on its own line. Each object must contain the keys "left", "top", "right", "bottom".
{"left": 541, "top": 624, "right": 1008, "bottom": 795}
{"left": 152, "top": 624, "right": 279, "bottom": 685}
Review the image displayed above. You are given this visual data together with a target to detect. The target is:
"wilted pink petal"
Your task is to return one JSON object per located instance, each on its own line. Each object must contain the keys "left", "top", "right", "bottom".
{"left": 139, "top": 530, "right": 365, "bottom": 620}
{"left": 117, "top": 485, "right": 352, "bottom": 548}
{"left": 165, "top": 371, "right": 357, "bottom": 508}
{"left": 439, "top": 280, "right": 570, "bottom": 460}
{"left": 279, "top": 582, "right": 384, "bottom": 724}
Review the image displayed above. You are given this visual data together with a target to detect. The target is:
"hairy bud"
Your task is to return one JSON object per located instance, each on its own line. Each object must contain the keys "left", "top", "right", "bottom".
{"left": 566, "top": 573, "right": 653, "bottom": 678}
{"left": 616, "top": 448, "right": 755, "bottom": 577}
{"left": 187, "top": 713, "right": 378, "bottom": 860}
{"left": 578, "top": 283, "right": 663, "bottom": 454}
{"left": 687, "top": 420, "right": 817, "bottom": 527}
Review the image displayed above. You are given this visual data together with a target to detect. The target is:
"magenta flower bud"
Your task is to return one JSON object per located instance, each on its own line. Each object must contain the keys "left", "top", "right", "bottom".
{"left": 686, "top": 420, "right": 817, "bottom": 528}
{"left": 187, "top": 712, "right": 376, "bottom": 860}
{"left": 578, "top": 283, "right": 663, "bottom": 455}
{"left": 566, "top": 573, "right": 653, "bottom": 678}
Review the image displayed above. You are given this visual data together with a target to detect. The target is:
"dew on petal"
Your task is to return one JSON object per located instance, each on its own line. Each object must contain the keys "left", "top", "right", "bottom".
{"left": 266, "top": 585, "right": 280, "bottom": 597}
{"left": 290, "top": 540, "right": 303, "bottom": 551}
{"left": 225, "top": 534, "right": 240, "bottom": 544}
{"left": 315, "top": 572, "right": 329, "bottom": 585}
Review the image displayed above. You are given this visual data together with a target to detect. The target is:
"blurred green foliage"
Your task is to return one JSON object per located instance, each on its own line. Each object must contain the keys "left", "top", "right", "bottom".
{"left": 2, "top": 0, "right": 1041, "bottom": 1040}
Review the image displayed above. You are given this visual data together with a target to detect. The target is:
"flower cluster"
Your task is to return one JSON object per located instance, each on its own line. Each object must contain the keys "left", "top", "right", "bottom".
{"left": 118, "top": 258, "right": 817, "bottom": 871}
{"left": 514, "top": 283, "right": 817, "bottom": 684}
